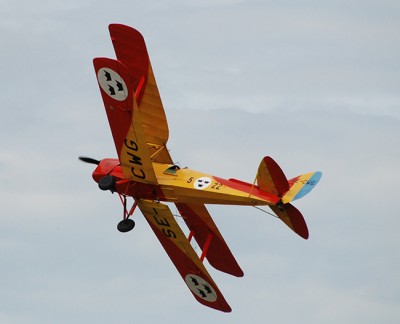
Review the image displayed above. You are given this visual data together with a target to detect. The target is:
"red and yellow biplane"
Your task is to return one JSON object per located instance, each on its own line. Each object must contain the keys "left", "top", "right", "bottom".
{"left": 80, "top": 24, "right": 322, "bottom": 312}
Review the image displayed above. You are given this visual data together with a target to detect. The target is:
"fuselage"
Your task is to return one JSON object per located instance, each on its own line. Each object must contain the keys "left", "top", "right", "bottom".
{"left": 92, "top": 158, "right": 280, "bottom": 206}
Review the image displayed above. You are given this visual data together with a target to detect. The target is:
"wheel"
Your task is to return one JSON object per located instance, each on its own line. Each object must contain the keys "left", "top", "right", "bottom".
{"left": 117, "top": 219, "right": 135, "bottom": 233}
{"left": 98, "top": 175, "right": 116, "bottom": 191}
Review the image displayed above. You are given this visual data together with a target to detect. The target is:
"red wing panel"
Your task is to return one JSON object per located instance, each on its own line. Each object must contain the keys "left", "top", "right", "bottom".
{"left": 176, "top": 203, "right": 244, "bottom": 277}
{"left": 93, "top": 57, "right": 133, "bottom": 155}
{"left": 137, "top": 200, "right": 231, "bottom": 312}
{"left": 108, "top": 24, "right": 149, "bottom": 103}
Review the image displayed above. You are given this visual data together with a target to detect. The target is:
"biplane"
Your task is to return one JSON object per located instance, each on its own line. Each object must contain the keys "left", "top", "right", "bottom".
{"left": 80, "top": 24, "right": 322, "bottom": 312}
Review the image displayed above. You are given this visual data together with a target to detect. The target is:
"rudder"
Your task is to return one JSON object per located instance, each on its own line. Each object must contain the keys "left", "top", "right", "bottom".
{"left": 282, "top": 171, "right": 322, "bottom": 204}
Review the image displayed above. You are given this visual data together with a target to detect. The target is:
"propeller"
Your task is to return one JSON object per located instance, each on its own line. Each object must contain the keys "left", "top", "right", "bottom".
{"left": 79, "top": 156, "right": 100, "bottom": 165}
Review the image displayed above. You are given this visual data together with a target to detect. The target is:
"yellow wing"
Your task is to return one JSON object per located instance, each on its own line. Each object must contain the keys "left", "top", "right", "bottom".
{"left": 137, "top": 199, "right": 232, "bottom": 312}
{"left": 109, "top": 24, "right": 173, "bottom": 164}
{"left": 93, "top": 25, "right": 176, "bottom": 183}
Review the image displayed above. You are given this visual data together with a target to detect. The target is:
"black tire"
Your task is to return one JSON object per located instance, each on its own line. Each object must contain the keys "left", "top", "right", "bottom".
{"left": 98, "top": 175, "right": 116, "bottom": 191}
{"left": 117, "top": 219, "right": 135, "bottom": 233}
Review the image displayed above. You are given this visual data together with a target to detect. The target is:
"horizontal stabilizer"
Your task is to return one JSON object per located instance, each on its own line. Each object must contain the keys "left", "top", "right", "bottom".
{"left": 257, "top": 156, "right": 289, "bottom": 196}
{"left": 270, "top": 203, "right": 309, "bottom": 239}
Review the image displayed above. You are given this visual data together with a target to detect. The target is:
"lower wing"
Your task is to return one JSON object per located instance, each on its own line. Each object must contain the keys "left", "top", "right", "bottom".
{"left": 137, "top": 199, "right": 232, "bottom": 312}
{"left": 175, "top": 203, "right": 243, "bottom": 277}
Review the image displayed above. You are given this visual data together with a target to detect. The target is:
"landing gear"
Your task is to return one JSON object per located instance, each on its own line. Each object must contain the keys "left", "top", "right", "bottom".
{"left": 97, "top": 174, "right": 138, "bottom": 233}
{"left": 99, "top": 175, "right": 116, "bottom": 191}
{"left": 117, "top": 219, "right": 135, "bottom": 232}
{"left": 117, "top": 194, "right": 138, "bottom": 233}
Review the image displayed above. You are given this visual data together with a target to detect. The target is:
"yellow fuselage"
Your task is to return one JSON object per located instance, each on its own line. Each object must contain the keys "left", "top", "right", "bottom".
{"left": 93, "top": 159, "right": 279, "bottom": 206}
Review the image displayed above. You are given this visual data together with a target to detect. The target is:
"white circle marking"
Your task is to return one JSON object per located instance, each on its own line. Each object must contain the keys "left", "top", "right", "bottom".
{"left": 194, "top": 177, "right": 212, "bottom": 190}
{"left": 97, "top": 68, "right": 128, "bottom": 101}
{"left": 185, "top": 274, "right": 217, "bottom": 302}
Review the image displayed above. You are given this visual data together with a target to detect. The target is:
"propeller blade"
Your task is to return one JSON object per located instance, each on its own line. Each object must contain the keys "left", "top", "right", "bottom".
{"left": 79, "top": 156, "right": 100, "bottom": 165}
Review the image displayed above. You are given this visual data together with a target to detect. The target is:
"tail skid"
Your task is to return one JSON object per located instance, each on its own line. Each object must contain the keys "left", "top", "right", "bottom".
{"left": 256, "top": 156, "right": 321, "bottom": 239}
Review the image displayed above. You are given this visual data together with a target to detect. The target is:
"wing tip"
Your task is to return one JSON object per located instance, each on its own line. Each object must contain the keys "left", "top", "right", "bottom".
{"left": 108, "top": 23, "right": 144, "bottom": 40}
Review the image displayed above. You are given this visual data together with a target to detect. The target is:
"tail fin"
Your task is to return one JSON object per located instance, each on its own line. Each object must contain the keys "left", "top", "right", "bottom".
{"left": 256, "top": 156, "right": 322, "bottom": 239}
{"left": 282, "top": 171, "right": 322, "bottom": 204}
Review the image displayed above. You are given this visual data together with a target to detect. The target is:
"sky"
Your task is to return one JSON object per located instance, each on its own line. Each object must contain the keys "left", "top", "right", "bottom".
{"left": 1, "top": 0, "right": 399, "bottom": 323}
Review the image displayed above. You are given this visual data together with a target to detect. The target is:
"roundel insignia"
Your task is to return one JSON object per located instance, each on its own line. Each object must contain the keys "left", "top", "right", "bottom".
{"left": 194, "top": 177, "right": 212, "bottom": 190}
{"left": 185, "top": 274, "right": 217, "bottom": 302}
{"left": 97, "top": 68, "right": 128, "bottom": 101}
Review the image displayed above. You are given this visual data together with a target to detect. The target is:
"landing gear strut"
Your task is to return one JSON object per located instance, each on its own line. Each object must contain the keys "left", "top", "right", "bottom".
{"left": 117, "top": 194, "right": 138, "bottom": 233}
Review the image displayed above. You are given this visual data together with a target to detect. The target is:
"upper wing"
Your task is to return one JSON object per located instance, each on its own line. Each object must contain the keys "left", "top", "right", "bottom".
{"left": 176, "top": 203, "right": 244, "bottom": 277}
{"left": 108, "top": 24, "right": 172, "bottom": 164}
{"left": 137, "top": 199, "right": 232, "bottom": 312}
{"left": 93, "top": 58, "right": 158, "bottom": 184}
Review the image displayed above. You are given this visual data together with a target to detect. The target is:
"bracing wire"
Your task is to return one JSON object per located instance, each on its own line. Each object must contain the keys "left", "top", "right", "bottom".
{"left": 252, "top": 205, "right": 279, "bottom": 218}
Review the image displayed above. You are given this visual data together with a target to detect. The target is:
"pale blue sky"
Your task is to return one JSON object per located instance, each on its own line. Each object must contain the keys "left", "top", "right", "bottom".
{"left": 1, "top": 1, "right": 399, "bottom": 323}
